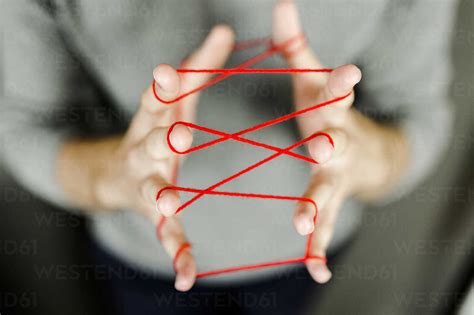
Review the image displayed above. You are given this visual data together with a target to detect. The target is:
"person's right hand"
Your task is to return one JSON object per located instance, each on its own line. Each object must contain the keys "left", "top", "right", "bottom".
{"left": 93, "top": 25, "right": 235, "bottom": 291}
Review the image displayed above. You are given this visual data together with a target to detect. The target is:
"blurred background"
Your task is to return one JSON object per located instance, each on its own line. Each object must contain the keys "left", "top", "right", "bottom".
{"left": 1, "top": 0, "right": 473, "bottom": 314}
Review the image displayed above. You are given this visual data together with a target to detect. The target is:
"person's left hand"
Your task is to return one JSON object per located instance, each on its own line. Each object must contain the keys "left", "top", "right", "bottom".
{"left": 272, "top": 0, "right": 409, "bottom": 283}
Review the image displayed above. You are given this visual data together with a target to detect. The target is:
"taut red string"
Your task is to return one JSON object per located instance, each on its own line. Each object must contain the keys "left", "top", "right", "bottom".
{"left": 154, "top": 34, "right": 351, "bottom": 278}
{"left": 176, "top": 68, "right": 333, "bottom": 74}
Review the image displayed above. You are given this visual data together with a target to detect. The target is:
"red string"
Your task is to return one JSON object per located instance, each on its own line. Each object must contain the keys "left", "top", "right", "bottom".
{"left": 173, "top": 242, "right": 192, "bottom": 273}
{"left": 152, "top": 34, "right": 306, "bottom": 105}
{"left": 155, "top": 34, "right": 350, "bottom": 278}
{"left": 176, "top": 68, "right": 333, "bottom": 74}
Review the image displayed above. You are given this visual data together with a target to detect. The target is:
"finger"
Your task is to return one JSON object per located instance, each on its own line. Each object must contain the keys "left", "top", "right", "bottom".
{"left": 142, "top": 64, "right": 182, "bottom": 113}
{"left": 158, "top": 217, "right": 197, "bottom": 292}
{"left": 306, "top": 257, "right": 331, "bottom": 284}
{"left": 294, "top": 176, "right": 336, "bottom": 235}
{"left": 321, "top": 64, "right": 362, "bottom": 109}
{"left": 273, "top": 0, "right": 362, "bottom": 106}
{"left": 272, "top": 0, "right": 323, "bottom": 70}
{"left": 326, "top": 64, "right": 362, "bottom": 98}
{"left": 296, "top": 66, "right": 361, "bottom": 134}
{"left": 141, "top": 177, "right": 197, "bottom": 291}
{"left": 125, "top": 65, "right": 182, "bottom": 144}
{"left": 153, "top": 64, "right": 181, "bottom": 103}
{"left": 178, "top": 24, "right": 235, "bottom": 121}
{"left": 181, "top": 25, "right": 235, "bottom": 89}
{"left": 141, "top": 176, "right": 181, "bottom": 217}
{"left": 174, "top": 246, "right": 197, "bottom": 292}
{"left": 308, "top": 128, "right": 348, "bottom": 165}
{"left": 141, "top": 124, "right": 193, "bottom": 161}
{"left": 306, "top": 191, "right": 344, "bottom": 284}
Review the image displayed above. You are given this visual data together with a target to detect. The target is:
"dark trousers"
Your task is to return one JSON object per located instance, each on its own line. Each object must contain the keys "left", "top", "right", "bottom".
{"left": 89, "top": 239, "right": 337, "bottom": 315}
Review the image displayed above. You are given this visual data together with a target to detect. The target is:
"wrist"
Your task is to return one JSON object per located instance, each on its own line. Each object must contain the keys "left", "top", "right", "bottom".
{"left": 92, "top": 136, "right": 125, "bottom": 211}
{"left": 350, "top": 112, "right": 409, "bottom": 201}
{"left": 57, "top": 136, "right": 123, "bottom": 211}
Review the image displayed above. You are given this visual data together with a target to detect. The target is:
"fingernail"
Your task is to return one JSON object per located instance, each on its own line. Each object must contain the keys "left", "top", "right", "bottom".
{"left": 154, "top": 71, "right": 168, "bottom": 91}
{"left": 170, "top": 125, "right": 193, "bottom": 152}
{"left": 175, "top": 275, "right": 191, "bottom": 292}
{"left": 153, "top": 65, "right": 177, "bottom": 93}
{"left": 306, "top": 220, "right": 314, "bottom": 234}
{"left": 157, "top": 194, "right": 177, "bottom": 215}
{"left": 298, "top": 217, "right": 314, "bottom": 235}
{"left": 310, "top": 136, "right": 333, "bottom": 164}
{"left": 157, "top": 197, "right": 168, "bottom": 214}
{"left": 314, "top": 266, "right": 332, "bottom": 283}
{"left": 346, "top": 65, "right": 362, "bottom": 86}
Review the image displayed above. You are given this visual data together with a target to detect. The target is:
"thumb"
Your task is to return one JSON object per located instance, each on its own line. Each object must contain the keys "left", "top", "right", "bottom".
{"left": 176, "top": 24, "right": 235, "bottom": 121}
{"left": 272, "top": 0, "right": 323, "bottom": 70}
{"left": 323, "top": 64, "right": 362, "bottom": 102}
{"left": 180, "top": 24, "right": 235, "bottom": 96}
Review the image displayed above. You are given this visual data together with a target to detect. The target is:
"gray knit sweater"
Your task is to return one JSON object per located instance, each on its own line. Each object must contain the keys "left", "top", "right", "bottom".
{"left": 1, "top": 0, "right": 456, "bottom": 283}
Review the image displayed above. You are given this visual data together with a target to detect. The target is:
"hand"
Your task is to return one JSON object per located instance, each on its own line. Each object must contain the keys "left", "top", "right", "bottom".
{"left": 272, "top": 0, "right": 409, "bottom": 283}
{"left": 58, "top": 25, "right": 235, "bottom": 291}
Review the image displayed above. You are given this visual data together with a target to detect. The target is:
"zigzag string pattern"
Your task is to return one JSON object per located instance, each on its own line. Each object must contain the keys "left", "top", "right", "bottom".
{"left": 153, "top": 34, "right": 351, "bottom": 278}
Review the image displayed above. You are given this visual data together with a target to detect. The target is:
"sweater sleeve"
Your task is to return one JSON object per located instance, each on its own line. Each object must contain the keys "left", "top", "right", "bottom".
{"left": 355, "top": 0, "right": 458, "bottom": 202}
{"left": 1, "top": 1, "right": 79, "bottom": 208}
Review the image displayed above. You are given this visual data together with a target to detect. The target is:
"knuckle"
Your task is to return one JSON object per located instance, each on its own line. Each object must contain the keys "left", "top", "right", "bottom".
{"left": 314, "top": 226, "right": 333, "bottom": 247}
{"left": 326, "top": 127, "right": 349, "bottom": 156}
{"left": 146, "top": 129, "right": 168, "bottom": 159}
{"left": 140, "top": 89, "right": 148, "bottom": 105}
{"left": 327, "top": 127, "right": 344, "bottom": 140}
{"left": 314, "top": 177, "right": 337, "bottom": 193}
{"left": 145, "top": 132, "right": 159, "bottom": 159}
{"left": 298, "top": 204, "right": 315, "bottom": 217}
{"left": 138, "top": 181, "right": 149, "bottom": 203}
{"left": 140, "top": 89, "right": 151, "bottom": 108}
{"left": 141, "top": 178, "right": 155, "bottom": 202}
{"left": 125, "top": 148, "right": 140, "bottom": 171}
{"left": 140, "top": 87, "right": 157, "bottom": 113}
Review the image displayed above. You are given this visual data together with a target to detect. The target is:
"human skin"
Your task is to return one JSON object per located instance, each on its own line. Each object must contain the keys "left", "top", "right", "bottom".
{"left": 57, "top": 25, "right": 236, "bottom": 292}
{"left": 273, "top": 0, "right": 409, "bottom": 283}
{"left": 57, "top": 0, "right": 408, "bottom": 292}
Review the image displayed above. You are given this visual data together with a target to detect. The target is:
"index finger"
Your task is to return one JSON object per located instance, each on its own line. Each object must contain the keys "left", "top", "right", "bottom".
{"left": 141, "top": 64, "right": 182, "bottom": 114}
{"left": 126, "top": 64, "right": 182, "bottom": 142}
{"left": 272, "top": 0, "right": 326, "bottom": 86}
